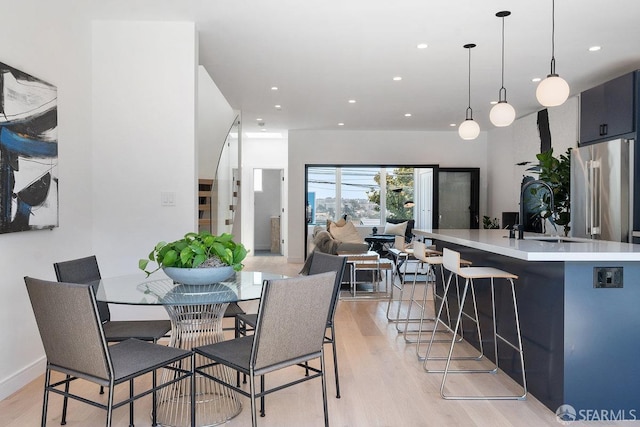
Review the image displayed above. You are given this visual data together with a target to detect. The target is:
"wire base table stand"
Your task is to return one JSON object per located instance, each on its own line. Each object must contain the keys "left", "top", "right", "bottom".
{"left": 141, "top": 281, "right": 242, "bottom": 427}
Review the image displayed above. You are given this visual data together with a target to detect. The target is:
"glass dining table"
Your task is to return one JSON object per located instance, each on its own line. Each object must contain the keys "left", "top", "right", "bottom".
{"left": 95, "top": 270, "right": 288, "bottom": 427}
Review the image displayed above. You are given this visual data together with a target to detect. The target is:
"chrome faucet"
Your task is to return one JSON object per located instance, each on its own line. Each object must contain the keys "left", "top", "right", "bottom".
{"left": 518, "top": 179, "right": 555, "bottom": 239}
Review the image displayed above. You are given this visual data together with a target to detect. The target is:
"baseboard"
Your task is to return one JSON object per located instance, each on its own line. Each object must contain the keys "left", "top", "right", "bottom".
{"left": 0, "top": 356, "right": 45, "bottom": 401}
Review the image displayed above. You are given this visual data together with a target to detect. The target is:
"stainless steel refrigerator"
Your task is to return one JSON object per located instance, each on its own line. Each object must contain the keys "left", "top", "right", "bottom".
{"left": 570, "top": 138, "right": 633, "bottom": 242}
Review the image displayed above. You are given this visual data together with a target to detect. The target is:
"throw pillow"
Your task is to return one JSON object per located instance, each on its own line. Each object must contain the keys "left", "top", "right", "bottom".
{"left": 329, "top": 221, "right": 364, "bottom": 244}
{"left": 384, "top": 221, "right": 408, "bottom": 237}
{"left": 326, "top": 217, "right": 347, "bottom": 230}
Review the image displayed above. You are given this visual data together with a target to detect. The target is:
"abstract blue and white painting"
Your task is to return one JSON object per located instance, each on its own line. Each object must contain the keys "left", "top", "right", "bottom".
{"left": 0, "top": 62, "right": 58, "bottom": 234}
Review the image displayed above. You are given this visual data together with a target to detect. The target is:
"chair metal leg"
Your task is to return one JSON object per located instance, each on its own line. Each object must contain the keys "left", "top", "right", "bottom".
{"left": 260, "top": 375, "right": 265, "bottom": 417}
{"left": 249, "top": 373, "right": 258, "bottom": 427}
{"left": 61, "top": 374, "right": 70, "bottom": 425}
{"left": 106, "top": 380, "right": 115, "bottom": 427}
{"left": 41, "top": 369, "right": 51, "bottom": 427}
{"left": 129, "top": 379, "right": 134, "bottom": 427}
{"left": 320, "top": 351, "right": 329, "bottom": 427}
{"left": 329, "top": 324, "right": 341, "bottom": 398}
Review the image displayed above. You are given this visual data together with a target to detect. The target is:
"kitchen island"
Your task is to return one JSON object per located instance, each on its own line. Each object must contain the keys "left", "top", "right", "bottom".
{"left": 413, "top": 229, "right": 640, "bottom": 420}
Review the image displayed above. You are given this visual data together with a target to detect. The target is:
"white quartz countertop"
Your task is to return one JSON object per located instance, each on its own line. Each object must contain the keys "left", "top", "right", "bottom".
{"left": 412, "top": 229, "right": 640, "bottom": 262}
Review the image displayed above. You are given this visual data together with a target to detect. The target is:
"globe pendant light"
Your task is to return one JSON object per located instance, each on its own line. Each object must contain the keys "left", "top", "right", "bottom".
{"left": 536, "top": 0, "right": 570, "bottom": 107}
{"left": 459, "top": 43, "right": 480, "bottom": 140}
{"left": 490, "top": 11, "right": 516, "bottom": 127}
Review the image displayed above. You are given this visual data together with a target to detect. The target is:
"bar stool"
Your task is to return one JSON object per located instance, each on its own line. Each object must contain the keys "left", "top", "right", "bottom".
{"left": 424, "top": 248, "right": 527, "bottom": 400}
{"left": 399, "top": 240, "right": 442, "bottom": 336}
{"left": 403, "top": 242, "right": 473, "bottom": 360}
{"left": 386, "top": 236, "right": 419, "bottom": 323}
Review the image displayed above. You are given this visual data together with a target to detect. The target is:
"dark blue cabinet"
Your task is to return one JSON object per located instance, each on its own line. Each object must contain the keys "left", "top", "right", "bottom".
{"left": 579, "top": 71, "right": 636, "bottom": 145}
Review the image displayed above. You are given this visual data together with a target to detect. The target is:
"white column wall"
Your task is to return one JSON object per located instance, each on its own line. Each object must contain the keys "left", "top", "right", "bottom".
{"left": 287, "top": 130, "right": 489, "bottom": 263}
{"left": 91, "top": 21, "right": 197, "bottom": 276}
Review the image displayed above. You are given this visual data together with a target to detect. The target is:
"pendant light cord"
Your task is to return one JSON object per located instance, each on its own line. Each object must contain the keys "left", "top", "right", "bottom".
{"left": 499, "top": 14, "right": 506, "bottom": 101}
{"left": 466, "top": 46, "right": 473, "bottom": 120}
{"left": 550, "top": 0, "right": 557, "bottom": 76}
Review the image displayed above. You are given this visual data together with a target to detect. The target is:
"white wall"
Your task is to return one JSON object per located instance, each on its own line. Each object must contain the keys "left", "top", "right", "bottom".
{"left": 241, "top": 138, "right": 288, "bottom": 255}
{"left": 0, "top": 16, "right": 203, "bottom": 401}
{"left": 287, "top": 130, "right": 489, "bottom": 262}
{"left": 0, "top": 4, "right": 95, "bottom": 400}
{"left": 486, "top": 97, "right": 579, "bottom": 223}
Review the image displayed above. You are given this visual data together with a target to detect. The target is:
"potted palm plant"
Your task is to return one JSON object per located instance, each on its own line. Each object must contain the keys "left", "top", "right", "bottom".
{"left": 139, "top": 231, "right": 248, "bottom": 285}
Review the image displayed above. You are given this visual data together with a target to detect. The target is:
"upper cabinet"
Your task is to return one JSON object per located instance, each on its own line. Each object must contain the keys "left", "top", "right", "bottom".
{"left": 579, "top": 71, "right": 636, "bottom": 145}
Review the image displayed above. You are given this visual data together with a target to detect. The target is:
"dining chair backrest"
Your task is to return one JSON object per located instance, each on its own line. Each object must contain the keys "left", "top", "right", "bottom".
{"left": 24, "top": 277, "right": 112, "bottom": 383}
{"left": 442, "top": 248, "right": 462, "bottom": 274}
{"left": 54, "top": 255, "right": 110, "bottom": 323}
{"left": 251, "top": 272, "right": 336, "bottom": 373}
{"left": 307, "top": 252, "right": 347, "bottom": 326}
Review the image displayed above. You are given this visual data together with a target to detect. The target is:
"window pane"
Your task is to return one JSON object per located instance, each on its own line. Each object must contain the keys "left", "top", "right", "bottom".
{"left": 341, "top": 167, "right": 380, "bottom": 225}
{"left": 307, "top": 167, "right": 336, "bottom": 225}
{"left": 385, "top": 167, "right": 415, "bottom": 221}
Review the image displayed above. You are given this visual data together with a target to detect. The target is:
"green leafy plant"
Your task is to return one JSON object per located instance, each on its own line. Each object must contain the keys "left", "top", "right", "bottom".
{"left": 138, "top": 231, "right": 248, "bottom": 276}
{"left": 526, "top": 147, "right": 572, "bottom": 236}
{"left": 482, "top": 216, "right": 500, "bottom": 229}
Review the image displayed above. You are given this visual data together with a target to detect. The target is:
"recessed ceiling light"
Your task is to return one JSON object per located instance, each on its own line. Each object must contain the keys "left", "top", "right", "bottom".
{"left": 532, "top": 77, "right": 542, "bottom": 83}
{"left": 256, "top": 117, "right": 263, "bottom": 121}
{"left": 490, "top": 101, "right": 498, "bottom": 105}
{"left": 274, "top": 104, "right": 281, "bottom": 109}
{"left": 261, "top": 128, "right": 267, "bottom": 132}
{"left": 393, "top": 76, "right": 403, "bottom": 81}
{"left": 417, "top": 43, "right": 428, "bottom": 49}
{"left": 348, "top": 99, "right": 356, "bottom": 104}
{"left": 271, "top": 86, "right": 278, "bottom": 90}
{"left": 338, "top": 122, "right": 345, "bottom": 126}
{"left": 588, "top": 46, "right": 601, "bottom": 52}
{"left": 404, "top": 113, "right": 412, "bottom": 117}
{"left": 449, "top": 123, "right": 456, "bottom": 127}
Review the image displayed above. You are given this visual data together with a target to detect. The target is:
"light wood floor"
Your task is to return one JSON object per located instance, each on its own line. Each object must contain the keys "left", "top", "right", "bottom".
{"left": 1, "top": 255, "right": 637, "bottom": 426}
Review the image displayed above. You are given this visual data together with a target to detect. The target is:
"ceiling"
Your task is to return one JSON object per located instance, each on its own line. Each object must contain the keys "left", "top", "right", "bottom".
{"left": 91, "top": 0, "right": 640, "bottom": 136}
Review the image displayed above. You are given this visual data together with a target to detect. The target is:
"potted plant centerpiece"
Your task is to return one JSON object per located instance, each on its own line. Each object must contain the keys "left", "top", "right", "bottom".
{"left": 139, "top": 231, "right": 248, "bottom": 285}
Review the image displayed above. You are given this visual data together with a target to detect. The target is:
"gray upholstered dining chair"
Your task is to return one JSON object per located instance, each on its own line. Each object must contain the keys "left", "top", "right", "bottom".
{"left": 235, "top": 252, "right": 347, "bottom": 400}
{"left": 192, "top": 272, "right": 337, "bottom": 427}
{"left": 24, "top": 276, "right": 193, "bottom": 427}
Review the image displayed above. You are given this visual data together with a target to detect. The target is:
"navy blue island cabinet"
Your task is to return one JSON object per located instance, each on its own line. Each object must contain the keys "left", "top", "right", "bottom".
{"left": 414, "top": 229, "right": 640, "bottom": 421}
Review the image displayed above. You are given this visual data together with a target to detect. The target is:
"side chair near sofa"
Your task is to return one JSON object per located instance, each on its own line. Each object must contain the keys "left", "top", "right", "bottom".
{"left": 24, "top": 277, "right": 193, "bottom": 427}
{"left": 192, "top": 272, "right": 337, "bottom": 427}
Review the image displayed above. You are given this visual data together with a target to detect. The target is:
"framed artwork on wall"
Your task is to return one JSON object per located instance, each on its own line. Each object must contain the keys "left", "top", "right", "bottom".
{"left": 0, "top": 61, "right": 58, "bottom": 234}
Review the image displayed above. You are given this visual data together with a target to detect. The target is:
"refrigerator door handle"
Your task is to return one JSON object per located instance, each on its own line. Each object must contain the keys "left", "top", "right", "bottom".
{"left": 588, "top": 159, "right": 601, "bottom": 236}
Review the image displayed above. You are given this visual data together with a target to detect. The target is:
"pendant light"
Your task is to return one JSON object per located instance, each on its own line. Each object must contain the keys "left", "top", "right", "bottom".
{"left": 458, "top": 43, "right": 480, "bottom": 140}
{"left": 536, "top": 0, "right": 570, "bottom": 107}
{"left": 490, "top": 11, "right": 516, "bottom": 127}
